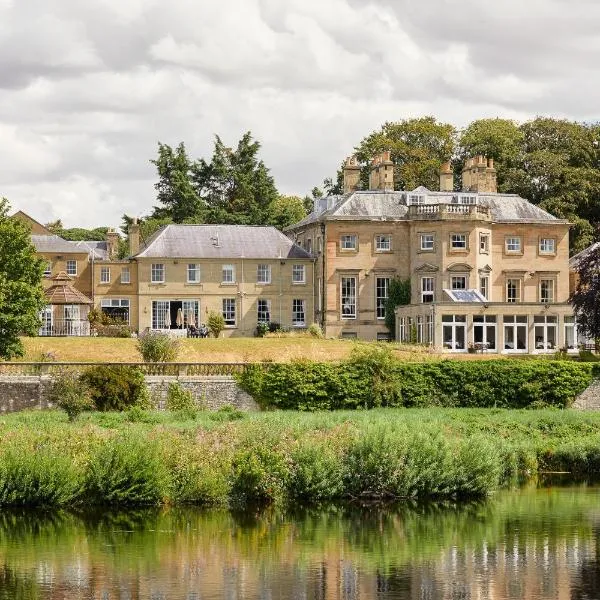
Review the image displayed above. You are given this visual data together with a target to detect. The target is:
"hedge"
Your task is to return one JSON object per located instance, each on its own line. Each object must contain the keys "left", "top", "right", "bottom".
{"left": 238, "top": 349, "right": 597, "bottom": 410}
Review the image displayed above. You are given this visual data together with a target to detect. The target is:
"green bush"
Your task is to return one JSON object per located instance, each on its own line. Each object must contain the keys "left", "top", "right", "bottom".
{"left": 86, "top": 434, "right": 168, "bottom": 505}
{"left": 255, "top": 322, "right": 269, "bottom": 337}
{"left": 166, "top": 382, "right": 197, "bottom": 412}
{"left": 0, "top": 443, "right": 83, "bottom": 506}
{"left": 307, "top": 323, "right": 323, "bottom": 338}
{"left": 80, "top": 365, "right": 149, "bottom": 412}
{"left": 137, "top": 331, "right": 180, "bottom": 362}
{"left": 207, "top": 311, "right": 225, "bottom": 338}
{"left": 48, "top": 372, "right": 95, "bottom": 421}
{"left": 238, "top": 351, "right": 594, "bottom": 410}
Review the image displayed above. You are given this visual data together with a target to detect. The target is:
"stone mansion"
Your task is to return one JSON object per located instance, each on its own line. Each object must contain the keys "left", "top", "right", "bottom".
{"left": 17, "top": 152, "right": 578, "bottom": 352}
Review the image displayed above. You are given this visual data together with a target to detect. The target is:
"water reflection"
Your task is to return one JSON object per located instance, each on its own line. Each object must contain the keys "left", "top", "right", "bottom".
{"left": 0, "top": 487, "right": 599, "bottom": 599}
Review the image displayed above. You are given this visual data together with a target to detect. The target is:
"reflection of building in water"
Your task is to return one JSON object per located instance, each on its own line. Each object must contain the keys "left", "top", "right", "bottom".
{"left": 3, "top": 519, "right": 599, "bottom": 599}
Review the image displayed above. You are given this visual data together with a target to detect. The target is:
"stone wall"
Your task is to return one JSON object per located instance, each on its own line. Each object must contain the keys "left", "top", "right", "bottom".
{"left": 572, "top": 379, "right": 600, "bottom": 410}
{"left": 0, "top": 375, "right": 259, "bottom": 413}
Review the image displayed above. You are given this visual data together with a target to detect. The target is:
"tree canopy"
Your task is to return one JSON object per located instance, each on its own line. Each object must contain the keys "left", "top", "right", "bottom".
{"left": 570, "top": 245, "right": 600, "bottom": 350}
{"left": 0, "top": 199, "right": 47, "bottom": 358}
{"left": 149, "top": 132, "right": 305, "bottom": 229}
{"left": 319, "top": 116, "right": 600, "bottom": 254}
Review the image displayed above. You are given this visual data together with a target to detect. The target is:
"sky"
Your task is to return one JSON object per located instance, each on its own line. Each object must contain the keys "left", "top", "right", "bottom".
{"left": 1, "top": 0, "right": 599, "bottom": 228}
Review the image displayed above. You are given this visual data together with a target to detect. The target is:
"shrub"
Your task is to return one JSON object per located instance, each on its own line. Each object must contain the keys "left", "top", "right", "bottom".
{"left": 80, "top": 365, "right": 149, "bottom": 412}
{"left": 166, "top": 382, "right": 197, "bottom": 412}
{"left": 238, "top": 356, "right": 594, "bottom": 411}
{"left": 268, "top": 321, "right": 281, "bottom": 333}
{"left": 137, "top": 331, "right": 180, "bottom": 362}
{"left": 86, "top": 434, "right": 168, "bottom": 505}
{"left": 307, "top": 323, "right": 323, "bottom": 338}
{"left": 207, "top": 311, "right": 225, "bottom": 338}
{"left": 48, "top": 372, "right": 94, "bottom": 421}
{"left": 255, "top": 322, "right": 269, "bottom": 337}
{"left": 0, "top": 442, "right": 83, "bottom": 506}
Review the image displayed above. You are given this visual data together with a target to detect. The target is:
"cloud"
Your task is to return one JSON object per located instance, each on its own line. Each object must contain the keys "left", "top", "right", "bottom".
{"left": 0, "top": 0, "right": 598, "bottom": 228}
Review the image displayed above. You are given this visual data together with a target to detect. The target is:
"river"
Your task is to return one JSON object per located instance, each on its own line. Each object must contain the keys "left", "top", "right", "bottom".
{"left": 0, "top": 485, "right": 599, "bottom": 599}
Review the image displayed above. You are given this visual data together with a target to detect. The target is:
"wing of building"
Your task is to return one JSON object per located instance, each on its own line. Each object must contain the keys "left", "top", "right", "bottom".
{"left": 285, "top": 154, "right": 577, "bottom": 353}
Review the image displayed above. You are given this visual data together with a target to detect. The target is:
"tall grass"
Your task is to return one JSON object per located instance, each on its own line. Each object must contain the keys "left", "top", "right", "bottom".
{"left": 0, "top": 408, "right": 598, "bottom": 508}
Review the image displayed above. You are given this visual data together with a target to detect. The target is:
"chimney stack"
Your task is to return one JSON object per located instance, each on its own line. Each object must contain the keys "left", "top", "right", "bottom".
{"left": 461, "top": 155, "right": 497, "bottom": 193}
{"left": 105, "top": 228, "right": 120, "bottom": 260}
{"left": 128, "top": 218, "right": 140, "bottom": 256}
{"left": 368, "top": 151, "right": 394, "bottom": 191}
{"left": 439, "top": 161, "right": 453, "bottom": 192}
{"left": 342, "top": 155, "right": 361, "bottom": 194}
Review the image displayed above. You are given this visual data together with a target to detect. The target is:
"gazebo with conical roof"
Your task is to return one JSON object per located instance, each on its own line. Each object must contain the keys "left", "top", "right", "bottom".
{"left": 40, "top": 272, "right": 93, "bottom": 336}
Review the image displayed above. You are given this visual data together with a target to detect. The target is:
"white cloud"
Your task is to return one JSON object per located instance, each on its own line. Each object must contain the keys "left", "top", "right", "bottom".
{"left": 0, "top": 0, "right": 598, "bottom": 228}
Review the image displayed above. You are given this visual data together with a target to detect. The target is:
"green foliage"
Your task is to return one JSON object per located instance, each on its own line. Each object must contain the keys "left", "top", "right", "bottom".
{"left": 86, "top": 434, "right": 168, "bottom": 505}
{"left": 307, "top": 323, "right": 323, "bottom": 338}
{"left": 238, "top": 351, "right": 594, "bottom": 411}
{"left": 166, "top": 382, "right": 197, "bottom": 412}
{"left": 49, "top": 373, "right": 94, "bottom": 421}
{"left": 266, "top": 195, "right": 307, "bottom": 230}
{"left": 0, "top": 441, "right": 83, "bottom": 506}
{"left": 384, "top": 278, "right": 411, "bottom": 337}
{"left": 80, "top": 365, "right": 149, "bottom": 412}
{"left": 354, "top": 117, "right": 456, "bottom": 191}
{"left": 137, "top": 331, "right": 180, "bottom": 362}
{"left": 255, "top": 322, "right": 269, "bottom": 337}
{"left": 207, "top": 311, "right": 225, "bottom": 338}
{"left": 0, "top": 199, "right": 47, "bottom": 358}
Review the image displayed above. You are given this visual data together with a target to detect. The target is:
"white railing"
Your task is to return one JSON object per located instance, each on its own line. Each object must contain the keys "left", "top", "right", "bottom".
{"left": 416, "top": 205, "right": 439, "bottom": 214}
{"left": 39, "top": 319, "right": 91, "bottom": 337}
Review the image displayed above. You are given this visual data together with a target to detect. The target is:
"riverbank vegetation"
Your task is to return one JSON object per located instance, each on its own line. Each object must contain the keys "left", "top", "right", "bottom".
{"left": 2, "top": 408, "right": 600, "bottom": 508}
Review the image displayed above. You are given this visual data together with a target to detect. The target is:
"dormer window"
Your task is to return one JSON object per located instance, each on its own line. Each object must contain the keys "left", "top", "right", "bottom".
{"left": 451, "top": 195, "right": 477, "bottom": 205}
{"left": 408, "top": 194, "right": 425, "bottom": 205}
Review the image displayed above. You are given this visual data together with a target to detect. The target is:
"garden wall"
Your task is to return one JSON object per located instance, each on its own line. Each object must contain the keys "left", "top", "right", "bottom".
{"left": 0, "top": 375, "right": 258, "bottom": 413}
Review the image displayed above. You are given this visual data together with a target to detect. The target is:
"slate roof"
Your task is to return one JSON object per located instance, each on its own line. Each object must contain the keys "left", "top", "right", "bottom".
{"left": 287, "top": 189, "right": 566, "bottom": 229}
{"left": 135, "top": 225, "right": 313, "bottom": 260}
{"left": 31, "top": 235, "right": 82, "bottom": 254}
{"left": 570, "top": 242, "right": 600, "bottom": 270}
{"left": 71, "top": 240, "right": 109, "bottom": 260}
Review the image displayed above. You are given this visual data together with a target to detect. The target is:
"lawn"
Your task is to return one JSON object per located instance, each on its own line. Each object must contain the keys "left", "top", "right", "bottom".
{"left": 19, "top": 335, "right": 516, "bottom": 363}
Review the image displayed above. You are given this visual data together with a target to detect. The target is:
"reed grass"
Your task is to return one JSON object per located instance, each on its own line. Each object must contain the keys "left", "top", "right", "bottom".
{"left": 0, "top": 408, "right": 599, "bottom": 507}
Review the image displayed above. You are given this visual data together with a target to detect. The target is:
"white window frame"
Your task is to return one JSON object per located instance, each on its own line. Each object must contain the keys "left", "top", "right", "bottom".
{"left": 376, "top": 277, "right": 389, "bottom": 320}
{"left": 43, "top": 261, "right": 52, "bottom": 277}
{"left": 539, "top": 278, "right": 555, "bottom": 303}
{"left": 222, "top": 264, "right": 235, "bottom": 284}
{"left": 408, "top": 194, "right": 425, "bottom": 205}
{"left": 257, "top": 264, "right": 271, "bottom": 284}
{"left": 340, "top": 234, "right": 357, "bottom": 251}
{"left": 187, "top": 263, "right": 201, "bottom": 283}
{"left": 257, "top": 299, "right": 271, "bottom": 323}
{"left": 120, "top": 267, "right": 130, "bottom": 284}
{"left": 100, "top": 266, "right": 110, "bottom": 284}
{"left": 222, "top": 298, "right": 236, "bottom": 326}
{"left": 503, "top": 315, "right": 528, "bottom": 353}
{"left": 375, "top": 235, "right": 391, "bottom": 252}
{"left": 450, "top": 233, "right": 467, "bottom": 250}
{"left": 151, "top": 263, "right": 165, "bottom": 283}
{"left": 479, "top": 275, "right": 489, "bottom": 300}
{"left": 506, "top": 278, "right": 521, "bottom": 303}
{"left": 101, "top": 298, "right": 131, "bottom": 324}
{"left": 539, "top": 238, "right": 556, "bottom": 254}
{"left": 420, "top": 234, "right": 434, "bottom": 251}
{"left": 292, "top": 299, "right": 306, "bottom": 327}
{"left": 505, "top": 236, "right": 522, "bottom": 253}
{"left": 292, "top": 264, "right": 306, "bottom": 284}
{"left": 564, "top": 316, "right": 578, "bottom": 351}
{"left": 66, "top": 259, "right": 77, "bottom": 276}
{"left": 451, "top": 276, "right": 467, "bottom": 290}
{"left": 473, "top": 315, "right": 497, "bottom": 352}
{"left": 479, "top": 233, "right": 490, "bottom": 254}
{"left": 421, "top": 277, "right": 434, "bottom": 303}
{"left": 534, "top": 315, "right": 558, "bottom": 352}
{"left": 442, "top": 314, "right": 467, "bottom": 352}
{"left": 341, "top": 276, "right": 357, "bottom": 320}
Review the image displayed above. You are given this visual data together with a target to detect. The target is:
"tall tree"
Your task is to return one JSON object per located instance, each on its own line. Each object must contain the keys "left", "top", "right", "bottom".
{"left": 151, "top": 142, "right": 202, "bottom": 223}
{"left": 266, "top": 195, "right": 307, "bottom": 230}
{"left": 354, "top": 117, "right": 456, "bottom": 190}
{"left": 0, "top": 199, "right": 46, "bottom": 358}
{"left": 570, "top": 244, "right": 600, "bottom": 351}
{"left": 192, "top": 132, "right": 279, "bottom": 225}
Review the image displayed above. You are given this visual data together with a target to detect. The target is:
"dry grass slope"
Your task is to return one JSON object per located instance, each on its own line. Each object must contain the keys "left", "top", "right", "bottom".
{"left": 19, "top": 335, "right": 516, "bottom": 363}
